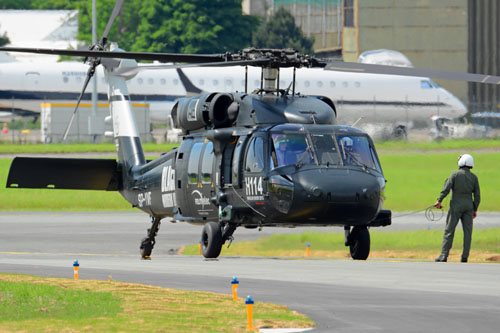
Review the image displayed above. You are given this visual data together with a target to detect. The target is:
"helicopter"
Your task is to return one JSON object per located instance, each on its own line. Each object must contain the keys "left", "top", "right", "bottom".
{"left": 4, "top": 45, "right": 390, "bottom": 260}
{"left": 3, "top": 0, "right": 500, "bottom": 261}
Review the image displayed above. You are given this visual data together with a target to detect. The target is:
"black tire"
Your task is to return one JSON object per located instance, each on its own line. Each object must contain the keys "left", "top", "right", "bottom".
{"left": 201, "top": 222, "right": 223, "bottom": 258}
{"left": 349, "top": 226, "right": 370, "bottom": 260}
{"left": 140, "top": 237, "right": 153, "bottom": 259}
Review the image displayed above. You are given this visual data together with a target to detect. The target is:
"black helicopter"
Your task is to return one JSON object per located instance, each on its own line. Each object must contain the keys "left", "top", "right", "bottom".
{"left": 4, "top": 45, "right": 390, "bottom": 260}
{"left": 3, "top": 1, "right": 499, "bottom": 261}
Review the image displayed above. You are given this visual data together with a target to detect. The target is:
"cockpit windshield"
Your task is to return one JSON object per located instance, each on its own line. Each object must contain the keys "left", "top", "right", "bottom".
{"left": 309, "top": 134, "right": 341, "bottom": 166}
{"left": 336, "top": 135, "right": 381, "bottom": 171}
{"left": 270, "top": 127, "right": 382, "bottom": 172}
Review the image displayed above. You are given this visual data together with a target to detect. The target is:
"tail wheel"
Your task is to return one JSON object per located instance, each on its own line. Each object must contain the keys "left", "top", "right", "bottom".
{"left": 349, "top": 226, "right": 370, "bottom": 260}
{"left": 201, "top": 222, "right": 223, "bottom": 258}
{"left": 140, "top": 237, "right": 154, "bottom": 259}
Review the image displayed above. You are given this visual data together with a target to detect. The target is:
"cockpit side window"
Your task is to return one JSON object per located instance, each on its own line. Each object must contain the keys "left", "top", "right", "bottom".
{"left": 245, "top": 137, "right": 265, "bottom": 173}
{"left": 232, "top": 136, "right": 247, "bottom": 187}
{"left": 370, "top": 145, "right": 383, "bottom": 173}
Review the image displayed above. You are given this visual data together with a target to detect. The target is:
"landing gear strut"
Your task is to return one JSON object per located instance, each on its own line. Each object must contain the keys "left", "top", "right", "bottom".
{"left": 140, "top": 216, "right": 162, "bottom": 259}
{"left": 345, "top": 226, "right": 370, "bottom": 260}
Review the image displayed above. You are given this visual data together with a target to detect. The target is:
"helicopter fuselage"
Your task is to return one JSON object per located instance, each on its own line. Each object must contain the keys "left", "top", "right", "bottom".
{"left": 125, "top": 93, "right": 388, "bottom": 230}
{"left": 5, "top": 50, "right": 391, "bottom": 260}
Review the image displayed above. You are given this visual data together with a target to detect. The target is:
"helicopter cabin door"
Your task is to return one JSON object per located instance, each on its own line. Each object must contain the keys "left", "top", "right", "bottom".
{"left": 242, "top": 134, "right": 267, "bottom": 207}
{"left": 186, "top": 138, "right": 217, "bottom": 221}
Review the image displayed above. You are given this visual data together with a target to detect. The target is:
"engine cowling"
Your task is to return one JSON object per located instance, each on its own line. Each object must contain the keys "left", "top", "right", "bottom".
{"left": 172, "top": 92, "right": 238, "bottom": 132}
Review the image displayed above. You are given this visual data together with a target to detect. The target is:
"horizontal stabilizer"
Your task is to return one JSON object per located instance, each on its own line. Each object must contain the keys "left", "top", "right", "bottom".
{"left": 6, "top": 157, "right": 120, "bottom": 191}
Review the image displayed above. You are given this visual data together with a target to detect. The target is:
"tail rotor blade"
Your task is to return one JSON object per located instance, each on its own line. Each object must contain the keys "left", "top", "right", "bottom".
{"left": 100, "top": 0, "right": 124, "bottom": 47}
{"left": 62, "top": 109, "right": 78, "bottom": 143}
{"left": 62, "top": 65, "right": 96, "bottom": 142}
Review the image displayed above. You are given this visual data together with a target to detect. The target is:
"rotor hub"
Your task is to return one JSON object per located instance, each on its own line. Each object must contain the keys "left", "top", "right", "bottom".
{"left": 230, "top": 48, "right": 326, "bottom": 69}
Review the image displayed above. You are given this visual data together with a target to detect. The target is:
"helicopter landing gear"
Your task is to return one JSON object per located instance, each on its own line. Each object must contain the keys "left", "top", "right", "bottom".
{"left": 345, "top": 226, "right": 370, "bottom": 260}
{"left": 201, "top": 222, "right": 223, "bottom": 258}
{"left": 140, "top": 216, "right": 162, "bottom": 259}
{"left": 221, "top": 223, "right": 237, "bottom": 247}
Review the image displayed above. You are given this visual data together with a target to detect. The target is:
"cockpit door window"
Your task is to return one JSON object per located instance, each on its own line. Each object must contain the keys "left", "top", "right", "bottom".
{"left": 245, "top": 137, "right": 265, "bottom": 173}
{"left": 232, "top": 136, "right": 248, "bottom": 187}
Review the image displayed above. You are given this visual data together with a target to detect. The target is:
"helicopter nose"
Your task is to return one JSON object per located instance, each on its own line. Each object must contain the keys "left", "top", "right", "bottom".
{"left": 291, "top": 168, "right": 381, "bottom": 224}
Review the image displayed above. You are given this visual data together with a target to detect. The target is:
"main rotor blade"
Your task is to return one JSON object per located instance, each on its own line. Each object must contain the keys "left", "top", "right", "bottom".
{"left": 6, "top": 44, "right": 500, "bottom": 84}
{"left": 114, "top": 58, "right": 271, "bottom": 76}
{"left": 325, "top": 60, "right": 500, "bottom": 84}
{"left": 100, "top": 0, "right": 124, "bottom": 46}
{"left": 0, "top": 47, "right": 225, "bottom": 63}
{"left": 62, "top": 65, "right": 96, "bottom": 142}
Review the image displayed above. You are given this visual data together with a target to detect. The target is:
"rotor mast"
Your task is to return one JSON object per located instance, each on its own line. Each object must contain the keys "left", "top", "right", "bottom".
{"left": 263, "top": 67, "right": 279, "bottom": 94}
{"left": 234, "top": 48, "right": 326, "bottom": 96}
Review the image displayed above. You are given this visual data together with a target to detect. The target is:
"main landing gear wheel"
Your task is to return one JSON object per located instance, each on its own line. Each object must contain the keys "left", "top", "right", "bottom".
{"left": 201, "top": 222, "right": 223, "bottom": 258}
{"left": 349, "top": 226, "right": 370, "bottom": 260}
